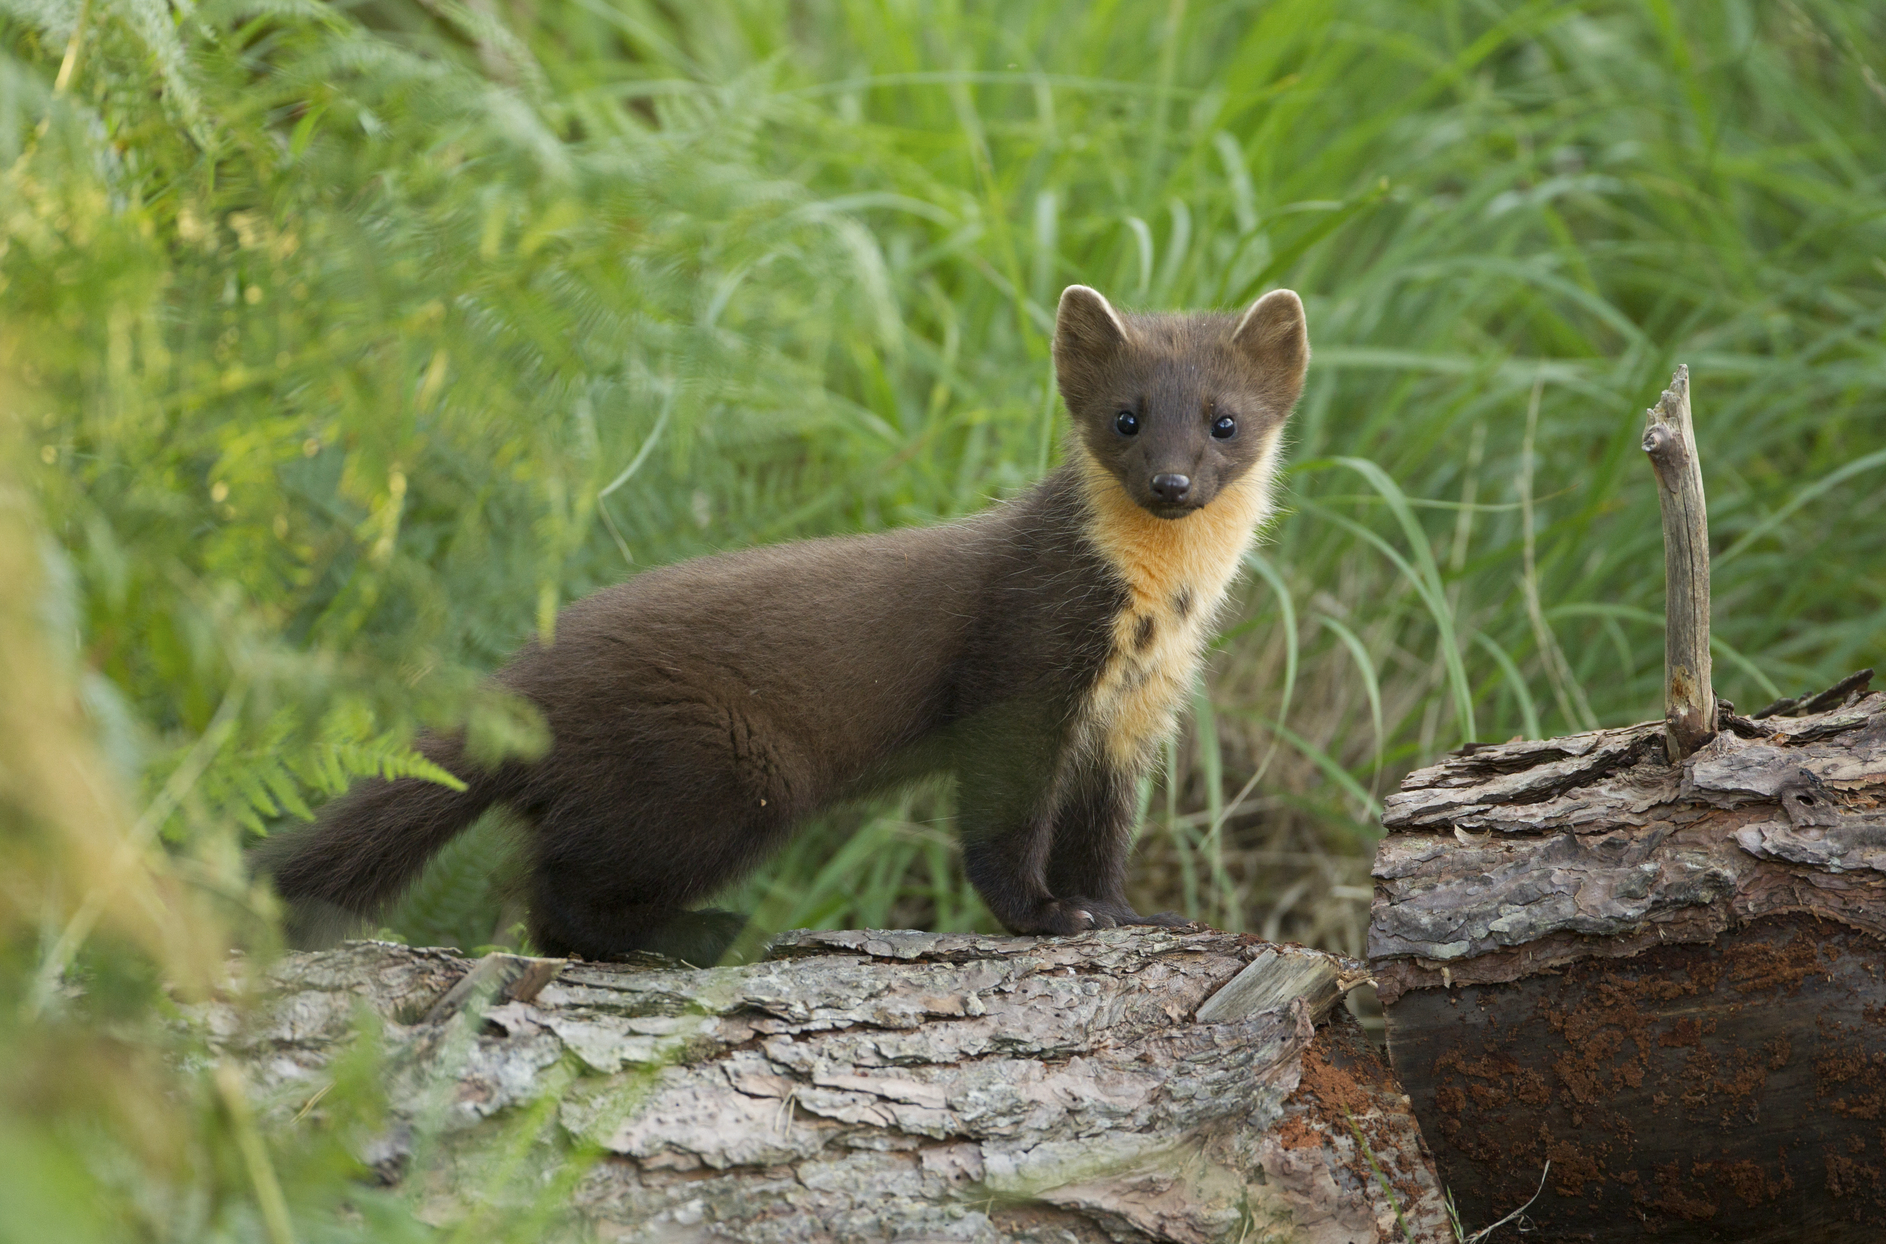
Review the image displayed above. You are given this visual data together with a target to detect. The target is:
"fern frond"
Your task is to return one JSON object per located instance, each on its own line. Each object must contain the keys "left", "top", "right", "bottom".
{"left": 187, "top": 706, "right": 464, "bottom": 839}
{"left": 383, "top": 811, "right": 519, "bottom": 952}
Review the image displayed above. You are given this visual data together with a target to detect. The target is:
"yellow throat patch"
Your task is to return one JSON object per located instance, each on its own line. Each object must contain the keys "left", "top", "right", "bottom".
{"left": 1074, "top": 435, "right": 1283, "bottom": 769}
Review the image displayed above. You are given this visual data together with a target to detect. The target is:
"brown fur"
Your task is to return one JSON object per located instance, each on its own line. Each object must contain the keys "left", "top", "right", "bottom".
{"left": 260, "top": 285, "right": 1309, "bottom": 961}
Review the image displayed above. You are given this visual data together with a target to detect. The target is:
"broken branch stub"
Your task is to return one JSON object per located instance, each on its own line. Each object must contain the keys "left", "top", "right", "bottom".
{"left": 1642, "top": 364, "right": 1715, "bottom": 760}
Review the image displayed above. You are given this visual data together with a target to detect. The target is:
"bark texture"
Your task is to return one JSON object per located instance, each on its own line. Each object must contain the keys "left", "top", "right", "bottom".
{"left": 1371, "top": 676, "right": 1886, "bottom": 1240}
{"left": 1372, "top": 683, "right": 1885, "bottom": 1001}
{"left": 196, "top": 928, "right": 1452, "bottom": 1243}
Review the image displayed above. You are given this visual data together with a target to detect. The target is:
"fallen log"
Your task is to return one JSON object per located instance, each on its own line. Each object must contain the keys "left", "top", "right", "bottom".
{"left": 198, "top": 930, "right": 1455, "bottom": 1242}
{"left": 1371, "top": 362, "right": 1886, "bottom": 1241}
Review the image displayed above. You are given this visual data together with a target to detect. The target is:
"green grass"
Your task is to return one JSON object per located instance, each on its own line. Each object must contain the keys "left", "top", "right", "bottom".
{"left": 12, "top": 0, "right": 1886, "bottom": 947}
{"left": 3, "top": 0, "right": 1884, "bottom": 1234}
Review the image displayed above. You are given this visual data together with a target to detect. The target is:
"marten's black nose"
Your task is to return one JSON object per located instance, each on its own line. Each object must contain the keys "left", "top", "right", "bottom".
{"left": 1150, "top": 473, "right": 1191, "bottom": 503}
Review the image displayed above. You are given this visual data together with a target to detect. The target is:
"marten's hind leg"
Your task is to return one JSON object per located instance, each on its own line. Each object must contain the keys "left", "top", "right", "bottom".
{"left": 528, "top": 875, "right": 748, "bottom": 964}
{"left": 520, "top": 695, "right": 799, "bottom": 962}
{"left": 524, "top": 795, "right": 769, "bottom": 962}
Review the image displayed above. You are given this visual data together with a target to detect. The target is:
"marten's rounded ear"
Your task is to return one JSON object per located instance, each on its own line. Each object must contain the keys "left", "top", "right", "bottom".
{"left": 1231, "top": 289, "right": 1310, "bottom": 401}
{"left": 1054, "top": 286, "right": 1130, "bottom": 406}
{"left": 1055, "top": 285, "right": 1129, "bottom": 360}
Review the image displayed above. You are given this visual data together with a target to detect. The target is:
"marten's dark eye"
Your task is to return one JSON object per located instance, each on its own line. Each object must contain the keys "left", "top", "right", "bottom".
{"left": 1211, "top": 415, "right": 1237, "bottom": 440}
{"left": 1115, "top": 411, "right": 1140, "bottom": 436}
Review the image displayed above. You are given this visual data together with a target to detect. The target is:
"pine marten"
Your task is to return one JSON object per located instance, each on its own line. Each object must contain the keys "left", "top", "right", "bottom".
{"left": 262, "top": 285, "right": 1309, "bottom": 960}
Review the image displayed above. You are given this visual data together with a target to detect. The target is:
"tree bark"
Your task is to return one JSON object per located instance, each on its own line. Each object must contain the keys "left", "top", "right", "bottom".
{"left": 1371, "top": 675, "right": 1886, "bottom": 1241}
{"left": 197, "top": 928, "right": 1455, "bottom": 1243}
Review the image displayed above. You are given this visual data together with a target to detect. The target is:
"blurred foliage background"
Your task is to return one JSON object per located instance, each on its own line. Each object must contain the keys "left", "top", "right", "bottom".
{"left": 2, "top": 0, "right": 1883, "bottom": 1237}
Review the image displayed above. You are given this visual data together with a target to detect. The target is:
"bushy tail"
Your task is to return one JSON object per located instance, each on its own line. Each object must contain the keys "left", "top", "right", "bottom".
{"left": 258, "top": 734, "right": 509, "bottom": 923}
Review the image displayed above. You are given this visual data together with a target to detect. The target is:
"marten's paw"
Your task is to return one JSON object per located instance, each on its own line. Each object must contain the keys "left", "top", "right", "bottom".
{"left": 1024, "top": 898, "right": 1192, "bottom": 936}
{"left": 1075, "top": 899, "right": 1194, "bottom": 930}
{"left": 1027, "top": 898, "right": 1104, "bottom": 934}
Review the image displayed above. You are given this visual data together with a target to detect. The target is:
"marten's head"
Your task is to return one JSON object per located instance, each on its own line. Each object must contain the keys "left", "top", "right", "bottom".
{"left": 1053, "top": 285, "right": 1308, "bottom": 520}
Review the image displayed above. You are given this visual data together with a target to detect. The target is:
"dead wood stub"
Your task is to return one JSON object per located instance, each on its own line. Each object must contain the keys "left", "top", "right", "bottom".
{"left": 1371, "top": 684, "right": 1886, "bottom": 1242}
{"left": 197, "top": 929, "right": 1454, "bottom": 1242}
{"left": 1642, "top": 364, "right": 1716, "bottom": 761}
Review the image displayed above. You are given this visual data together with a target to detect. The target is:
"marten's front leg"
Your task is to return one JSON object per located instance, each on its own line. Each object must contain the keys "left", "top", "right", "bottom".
{"left": 955, "top": 728, "right": 1108, "bottom": 935}
{"left": 1045, "top": 761, "right": 1187, "bottom": 929}
{"left": 955, "top": 714, "right": 1181, "bottom": 935}
{"left": 956, "top": 779, "right": 1095, "bottom": 935}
